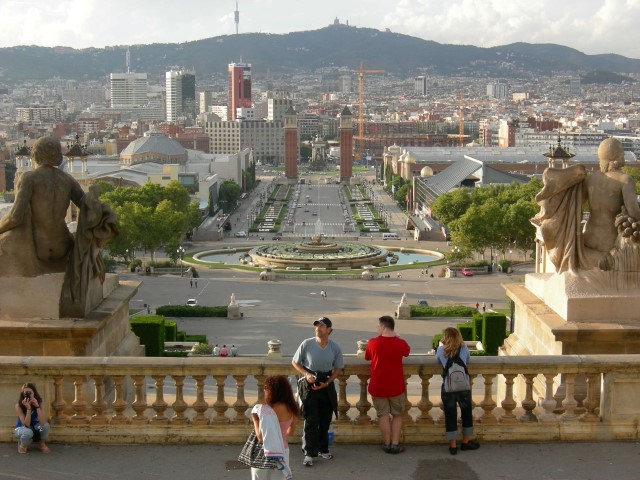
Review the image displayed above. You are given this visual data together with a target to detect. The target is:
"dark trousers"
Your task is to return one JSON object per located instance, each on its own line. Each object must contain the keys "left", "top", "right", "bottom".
{"left": 302, "top": 388, "right": 333, "bottom": 457}
{"left": 441, "top": 389, "right": 473, "bottom": 441}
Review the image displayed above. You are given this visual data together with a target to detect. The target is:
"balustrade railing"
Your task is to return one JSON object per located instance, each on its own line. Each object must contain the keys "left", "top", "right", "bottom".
{"left": 2, "top": 354, "right": 640, "bottom": 444}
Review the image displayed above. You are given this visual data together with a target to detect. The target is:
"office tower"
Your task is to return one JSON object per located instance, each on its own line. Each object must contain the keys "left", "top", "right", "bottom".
{"left": 414, "top": 76, "right": 427, "bottom": 96}
{"left": 339, "top": 106, "right": 353, "bottom": 183}
{"left": 267, "top": 96, "right": 294, "bottom": 122}
{"left": 284, "top": 106, "right": 298, "bottom": 179}
{"left": 228, "top": 63, "right": 252, "bottom": 121}
{"left": 570, "top": 77, "right": 581, "bottom": 97}
{"left": 340, "top": 75, "right": 353, "bottom": 94}
{"left": 110, "top": 72, "right": 148, "bottom": 108}
{"left": 166, "top": 69, "right": 196, "bottom": 123}
{"left": 487, "top": 81, "right": 508, "bottom": 100}
{"left": 199, "top": 91, "right": 214, "bottom": 114}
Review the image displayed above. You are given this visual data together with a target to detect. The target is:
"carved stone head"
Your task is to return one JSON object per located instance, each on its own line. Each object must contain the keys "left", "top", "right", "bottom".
{"left": 598, "top": 138, "right": 625, "bottom": 173}
{"left": 31, "top": 136, "right": 63, "bottom": 167}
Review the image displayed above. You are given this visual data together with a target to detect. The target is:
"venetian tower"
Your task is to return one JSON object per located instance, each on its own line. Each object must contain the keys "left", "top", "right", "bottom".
{"left": 284, "top": 106, "right": 298, "bottom": 181}
{"left": 339, "top": 106, "right": 353, "bottom": 183}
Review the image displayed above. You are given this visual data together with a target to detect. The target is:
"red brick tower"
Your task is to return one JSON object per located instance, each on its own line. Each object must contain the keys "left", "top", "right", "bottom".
{"left": 339, "top": 106, "right": 353, "bottom": 183}
{"left": 284, "top": 106, "right": 298, "bottom": 180}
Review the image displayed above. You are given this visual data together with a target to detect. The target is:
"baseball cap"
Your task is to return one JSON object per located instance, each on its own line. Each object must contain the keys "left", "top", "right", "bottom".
{"left": 313, "top": 317, "right": 332, "bottom": 328}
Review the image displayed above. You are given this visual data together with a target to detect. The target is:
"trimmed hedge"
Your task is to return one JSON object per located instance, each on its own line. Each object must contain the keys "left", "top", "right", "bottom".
{"left": 165, "top": 321, "right": 177, "bottom": 342}
{"left": 185, "top": 334, "right": 208, "bottom": 344}
{"left": 457, "top": 323, "right": 474, "bottom": 341}
{"left": 130, "top": 315, "right": 165, "bottom": 357}
{"left": 156, "top": 305, "right": 228, "bottom": 317}
{"left": 432, "top": 333, "right": 443, "bottom": 350}
{"left": 481, "top": 313, "right": 508, "bottom": 355}
{"left": 411, "top": 305, "right": 477, "bottom": 317}
{"left": 177, "top": 331, "right": 186, "bottom": 341}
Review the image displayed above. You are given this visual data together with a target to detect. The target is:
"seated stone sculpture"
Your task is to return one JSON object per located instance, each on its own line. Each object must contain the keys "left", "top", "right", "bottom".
{"left": 532, "top": 137, "right": 640, "bottom": 274}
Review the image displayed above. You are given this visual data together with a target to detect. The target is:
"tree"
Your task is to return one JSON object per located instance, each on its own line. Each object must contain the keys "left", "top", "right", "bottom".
{"left": 218, "top": 179, "right": 242, "bottom": 214}
{"left": 395, "top": 184, "right": 410, "bottom": 208}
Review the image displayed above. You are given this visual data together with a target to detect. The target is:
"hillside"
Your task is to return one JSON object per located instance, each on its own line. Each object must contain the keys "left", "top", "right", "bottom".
{"left": 1, "top": 24, "right": 639, "bottom": 82}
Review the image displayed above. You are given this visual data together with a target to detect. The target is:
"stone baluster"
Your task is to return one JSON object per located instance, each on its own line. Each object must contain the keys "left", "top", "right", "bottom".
{"left": 69, "top": 376, "right": 88, "bottom": 424}
{"left": 415, "top": 372, "right": 434, "bottom": 424}
{"left": 192, "top": 375, "right": 210, "bottom": 425}
{"left": 232, "top": 375, "right": 250, "bottom": 424}
{"left": 336, "top": 373, "right": 351, "bottom": 424}
{"left": 255, "top": 375, "right": 266, "bottom": 405}
{"left": 581, "top": 373, "right": 599, "bottom": 422}
{"left": 51, "top": 375, "right": 68, "bottom": 425}
{"left": 478, "top": 373, "right": 498, "bottom": 424}
{"left": 212, "top": 375, "right": 230, "bottom": 424}
{"left": 151, "top": 375, "right": 169, "bottom": 424}
{"left": 401, "top": 374, "right": 413, "bottom": 425}
{"left": 109, "top": 375, "right": 129, "bottom": 424}
{"left": 131, "top": 375, "right": 148, "bottom": 424}
{"left": 171, "top": 375, "right": 189, "bottom": 424}
{"left": 539, "top": 372, "right": 559, "bottom": 423}
{"left": 90, "top": 375, "right": 108, "bottom": 424}
{"left": 520, "top": 374, "right": 538, "bottom": 422}
{"left": 562, "top": 373, "right": 578, "bottom": 421}
{"left": 355, "top": 374, "right": 372, "bottom": 424}
{"left": 500, "top": 373, "right": 518, "bottom": 424}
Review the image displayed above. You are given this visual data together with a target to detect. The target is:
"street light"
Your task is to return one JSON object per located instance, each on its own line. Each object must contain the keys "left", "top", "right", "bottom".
{"left": 247, "top": 213, "right": 251, "bottom": 234}
{"left": 177, "top": 246, "right": 185, "bottom": 277}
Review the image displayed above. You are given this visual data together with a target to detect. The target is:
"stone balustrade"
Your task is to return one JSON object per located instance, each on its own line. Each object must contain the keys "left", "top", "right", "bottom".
{"left": 2, "top": 354, "right": 640, "bottom": 444}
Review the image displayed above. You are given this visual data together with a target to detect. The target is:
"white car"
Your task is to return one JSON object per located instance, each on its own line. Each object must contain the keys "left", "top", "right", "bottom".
{"left": 235, "top": 231, "right": 247, "bottom": 238}
{"left": 186, "top": 299, "right": 198, "bottom": 307}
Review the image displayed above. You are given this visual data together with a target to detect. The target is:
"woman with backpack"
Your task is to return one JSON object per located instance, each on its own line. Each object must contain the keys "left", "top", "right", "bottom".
{"left": 435, "top": 327, "right": 480, "bottom": 455}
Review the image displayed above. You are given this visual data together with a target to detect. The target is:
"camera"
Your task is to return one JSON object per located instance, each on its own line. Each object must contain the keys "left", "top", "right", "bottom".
{"left": 24, "top": 391, "right": 31, "bottom": 400}
{"left": 34, "top": 424, "right": 43, "bottom": 432}
{"left": 313, "top": 372, "right": 329, "bottom": 387}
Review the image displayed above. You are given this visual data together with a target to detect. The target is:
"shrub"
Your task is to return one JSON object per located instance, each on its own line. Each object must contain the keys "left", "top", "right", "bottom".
{"left": 457, "top": 323, "right": 474, "bottom": 341}
{"left": 498, "top": 259, "right": 512, "bottom": 272}
{"left": 191, "top": 343, "right": 213, "bottom": 355}
{"left": 185, "top": 334, "right": 208, "bottom": 344}
{"left": 472, "top": 314, "right": 483, "bottom": 341}
{"left": 176, "top": 331, "right": 186, "bottom": 341}
{"left": 156, "top": 305, "right": 228, "bottom": 317}
{"left": 481, "top": 313, "right": 508, "bottom": 355}
{"left": 411, "top": 305, "right": 477, "bottom": 318}
{"left": 432, "top": 333, "right": 443, "bottom": 350}
{"left": 130, "top": 315, "right": 165, "bottom": 357}
{"left": 165, "top": 321, "right": 177, "bottom": 342}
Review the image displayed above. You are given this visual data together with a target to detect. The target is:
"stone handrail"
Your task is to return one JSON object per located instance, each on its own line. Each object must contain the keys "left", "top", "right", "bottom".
{"left": 2, "top": 354, "right": 639, "bottom": 444}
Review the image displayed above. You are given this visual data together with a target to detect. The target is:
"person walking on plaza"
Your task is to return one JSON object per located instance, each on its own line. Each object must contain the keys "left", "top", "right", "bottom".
{"left": 436, "top": 327, "right": 479, "bottom": 455}
{"left": 320, "top": 290, "right": 327, "bottom": 300}
{"left": 365, "top": 315, "right": 410, "bottom": 454}
{"left": 292, "top": 317, "right": 344, "bottom": 467}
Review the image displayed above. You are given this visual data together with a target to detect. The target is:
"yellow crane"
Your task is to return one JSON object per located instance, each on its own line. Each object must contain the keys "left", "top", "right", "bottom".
{"left": 353, "top": 62, "right": 384, "bottom": 161}
{"left": 458, "top": 94, "right": 494, "bottom": 146}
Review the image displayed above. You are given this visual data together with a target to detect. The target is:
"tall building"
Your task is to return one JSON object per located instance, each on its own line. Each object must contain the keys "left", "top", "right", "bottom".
{"left": 267, "top": 96, "right": 294, "bottom": 122}
{"left": 414, "top": 76, "right": 428, "bottom": 96}
{"left": 284, "top": 106, "right": 298, "bottom": 179}
{"left": 570, "top": 77, "right": 582, "bottom": 97}
{"left": 166, "top": 69, "right": 196, "bottom": 123}
{"left": 110, "top": 72, "right": 148, "bottom": 108}
{"left": 339, "top": 106, "right": 353, "bottom": 183}
{"left": 228, "top": 63, "right": 252, "bottom": 121}
{"left": 487, "top": 81, "right": 508, "bottom": 100}
{"left": 204, "top": 118, "right": 283, "bottom": 165}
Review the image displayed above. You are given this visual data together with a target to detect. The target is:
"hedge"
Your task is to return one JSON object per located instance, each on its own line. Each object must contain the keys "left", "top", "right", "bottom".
{"left": 457, "top": 323, "right": 474, "bottom": 341}
{"left": 176, "top": 331, "right": 186, "bottom": 341}
{"left": 165, "top": 321, "right": 177, "bottom": 342}
{"left": 185, "top": 334, "right": 208, "bottom": 344}
{"left": 411, "top": 305, "right": 477, "bottom": 317}
{"left": 130, "top": 315, "right": 165, "bottom": 357}
{"left": 481, "top": 313, "right": 508, "bottom": 355}
{"left": 156, "top": 305, "right": 228, "bottom": 317}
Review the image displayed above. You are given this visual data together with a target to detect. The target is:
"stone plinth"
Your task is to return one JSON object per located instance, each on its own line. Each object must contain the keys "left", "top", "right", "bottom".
{"left": 0, "top": 277, "right": 143, "bottom": 357}
{"left": 228, "top": 304, "right": 241, "bottom": 319}
{"left": 396, "top": 303, "right": 411, "bottom": 320}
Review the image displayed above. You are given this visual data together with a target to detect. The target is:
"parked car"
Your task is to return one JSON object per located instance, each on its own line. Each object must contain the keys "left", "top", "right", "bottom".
{"left": 417, "top": 299, "right": 429, "bottom": 306}
{"left": 235, "top": 231, "right": 247, "bottom": 238}
{"left": 272, "top": 233, "right": 282, "bottom": 240}
{"left": 186, "top": 299, "right": 198, "bottom": 307}
{"left": 460, "top": 267, "right": 474, "bottom": 276}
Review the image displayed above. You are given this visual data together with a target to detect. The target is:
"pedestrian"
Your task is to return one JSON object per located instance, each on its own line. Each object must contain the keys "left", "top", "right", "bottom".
{"left": 212, "top": 344, "right": 220, "bottom": 356}
{"left": 291, "top": 317, "right": 344, "bottom": 467}
{"left": 250, "top": 375, "right": 299, "bottom": 480}
{"left": 365, "top": 315, "right": 410, "bottom": 454}
{"left": 320, "top": 290, "right": 327, "bottom": 300}
{"left": 14, "top": 382, "right": 50, "bottom": 454}
{"left": 195, "top": 279, "right": 198, "bottom": 288}
{"left": 475, "top": 302, "right": 479, "bottom": 310}
{"left": 436, "top": 327, "right": 479, "bottom": 455}
{"left": 230, "top": 345, "right": 238, "bottom": 357}
{"left": 190, "top": 279, "right": 193, "bottom": 288}
{"left": 482, "top": 302, "right": 486, "bottom": 313}
{"left": 220, "top": 345, "right": 229, "bottom": 357}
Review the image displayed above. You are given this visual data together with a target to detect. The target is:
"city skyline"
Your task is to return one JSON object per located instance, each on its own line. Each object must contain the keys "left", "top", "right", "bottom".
{"left": 0, "top": 0, "right": 639, "bottom": 59}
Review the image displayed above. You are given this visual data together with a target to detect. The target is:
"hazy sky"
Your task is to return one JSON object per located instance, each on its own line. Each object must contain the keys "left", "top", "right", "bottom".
{"left": 1, "top": 0, "right": 639, "bottom": 58}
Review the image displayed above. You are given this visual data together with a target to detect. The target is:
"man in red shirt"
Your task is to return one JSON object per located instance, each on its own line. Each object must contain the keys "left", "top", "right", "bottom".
{"left": 365, "top": 315, "right": 411, "bottom": 454}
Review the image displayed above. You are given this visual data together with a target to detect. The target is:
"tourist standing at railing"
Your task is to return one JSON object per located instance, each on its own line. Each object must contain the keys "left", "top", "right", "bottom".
{"left": 291, "top": 317, "right": 344, "bottom": 468}
{"left": 365, "top": 315, "right": 410, "bottom": 454}
{"left": 435, "top": 327, "right": 480, "bottom": 455}
{"left": 251, "top": 375, "right": 299, "bottom": 480}
{"left": 13, "top": 383, "right": 50, "bottom": 454}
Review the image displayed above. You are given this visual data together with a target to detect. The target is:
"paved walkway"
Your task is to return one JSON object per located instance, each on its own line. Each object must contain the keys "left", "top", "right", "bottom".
{"left": 1, "top": 441, "right": 638, "bottom": 479}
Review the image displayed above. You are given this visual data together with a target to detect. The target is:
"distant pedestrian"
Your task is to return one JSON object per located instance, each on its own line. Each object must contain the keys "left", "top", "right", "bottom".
{"left": 230, "top": 345, "right": 238, "bottom": 357}
{"left": 475, "top": 302, "right": 479, "bottom": 310}
{"left": 195, "top": 279, "right": 198, "bottom": 288}
{"left": 212, "top": 344, "right": 220, "bottom": 357}
{"left": 220, "top": 345, "right": 228, "bottom": 357}
{"left": 190, "top": 279, "right": 193, "bottom": 288}
{"left": 320, "top": 290, "right": 327, "bottom": 300}
{"left": 482, "top": 302, "right": 486, "bottom": 313}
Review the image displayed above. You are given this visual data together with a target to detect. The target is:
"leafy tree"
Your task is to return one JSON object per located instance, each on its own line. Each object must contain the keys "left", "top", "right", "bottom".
{"left": 395, "top": 184, "right": 410, "bottom": 208}
{"left": 430, "top": 188, "right": 472, "bottom": 225}
{"left": 218, "top": 179, "right": 242, "bottom": 213}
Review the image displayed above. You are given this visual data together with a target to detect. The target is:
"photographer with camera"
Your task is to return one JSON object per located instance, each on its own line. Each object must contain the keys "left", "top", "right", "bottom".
{"left": 14, "top": 383, "right": 50, "bottom": 454}
{"left": 291, "top": 317, "right": 344, "bottom": 468}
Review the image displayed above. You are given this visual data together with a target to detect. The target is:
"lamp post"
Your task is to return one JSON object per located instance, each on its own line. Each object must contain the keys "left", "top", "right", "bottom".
{"left": 177, "top": 246, "right": 185, "bottom": 277}
{"left": 247, "top": 213, "right": 251, "bottom": 234}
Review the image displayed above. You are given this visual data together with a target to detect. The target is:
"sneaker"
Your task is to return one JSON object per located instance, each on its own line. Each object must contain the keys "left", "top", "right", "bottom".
{"left": 382, "top": 444, "right": 392, "bottom": 453}
{"left": 449, "top": 445, "right": 458, "bottom": 455}
{"left": 461, "top": 440, "right": 480, "bottom": 451}
{"left": 319, "top": 451, "right": 334, "bottom": 459}
{"left": 303, "top": 456, "right": 314, "bottom": 467}
{"left": 389, "top": 444, "right": 405, "bottom": 454}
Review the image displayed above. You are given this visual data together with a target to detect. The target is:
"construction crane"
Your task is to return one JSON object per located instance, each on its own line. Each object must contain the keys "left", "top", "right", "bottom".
{"left": 353, "top": 62, "right": 384, "bottom": 161}
{"left": 458, "top": 94, "right": 494, "bottom": 146}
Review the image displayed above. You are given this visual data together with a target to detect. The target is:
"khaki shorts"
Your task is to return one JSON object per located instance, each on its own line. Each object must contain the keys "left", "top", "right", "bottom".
{"left": 372, "top": 393, "right": 405, "bottom": 416}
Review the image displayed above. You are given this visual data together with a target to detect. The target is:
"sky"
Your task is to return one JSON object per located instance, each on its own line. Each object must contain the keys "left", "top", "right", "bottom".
{"left": 1, "top": 0, "right": 639, "bottom": 58}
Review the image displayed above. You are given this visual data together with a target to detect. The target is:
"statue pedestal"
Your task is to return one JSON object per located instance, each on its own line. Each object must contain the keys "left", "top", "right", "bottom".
{"left": 0, "top": 275, "right": 143, "bottom": 357}
{"left": 397, "top": 303, "right": 410, "bottom": 320}
{"left": 228, "top": 304, "right": 241, "bottom": 319}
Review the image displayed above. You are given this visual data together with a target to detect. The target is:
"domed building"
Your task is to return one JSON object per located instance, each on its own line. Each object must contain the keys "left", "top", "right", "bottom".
{"left": 120, "top": 127, "right": 187, "bottom": 166}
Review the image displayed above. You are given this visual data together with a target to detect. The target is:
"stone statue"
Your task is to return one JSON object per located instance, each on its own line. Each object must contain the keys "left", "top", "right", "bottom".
{"left": 400, "top": 293, "right": 408, "bottom": 305}
{"left": 532, "top": 138, "right": 640, "bottom": 274}
{"left": 229, "top": 293, "right": 237, "bottom": 306}
{"left": 0, "top": 136, "right": 118, "bottom": 317}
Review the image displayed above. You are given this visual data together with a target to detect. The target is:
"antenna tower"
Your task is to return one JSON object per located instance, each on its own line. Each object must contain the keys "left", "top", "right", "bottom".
{"left": 234, "top": 1, "right": 240, "bottom": 34}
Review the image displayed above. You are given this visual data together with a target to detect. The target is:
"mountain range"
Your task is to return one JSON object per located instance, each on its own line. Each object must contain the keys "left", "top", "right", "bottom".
{"left": 1, "top": 23, "right": 639, "bottom": 82}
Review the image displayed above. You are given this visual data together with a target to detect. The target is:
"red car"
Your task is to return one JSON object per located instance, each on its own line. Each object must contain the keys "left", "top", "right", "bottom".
{"left": 460, "top": 267, "right": 474, "bottom": 276}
